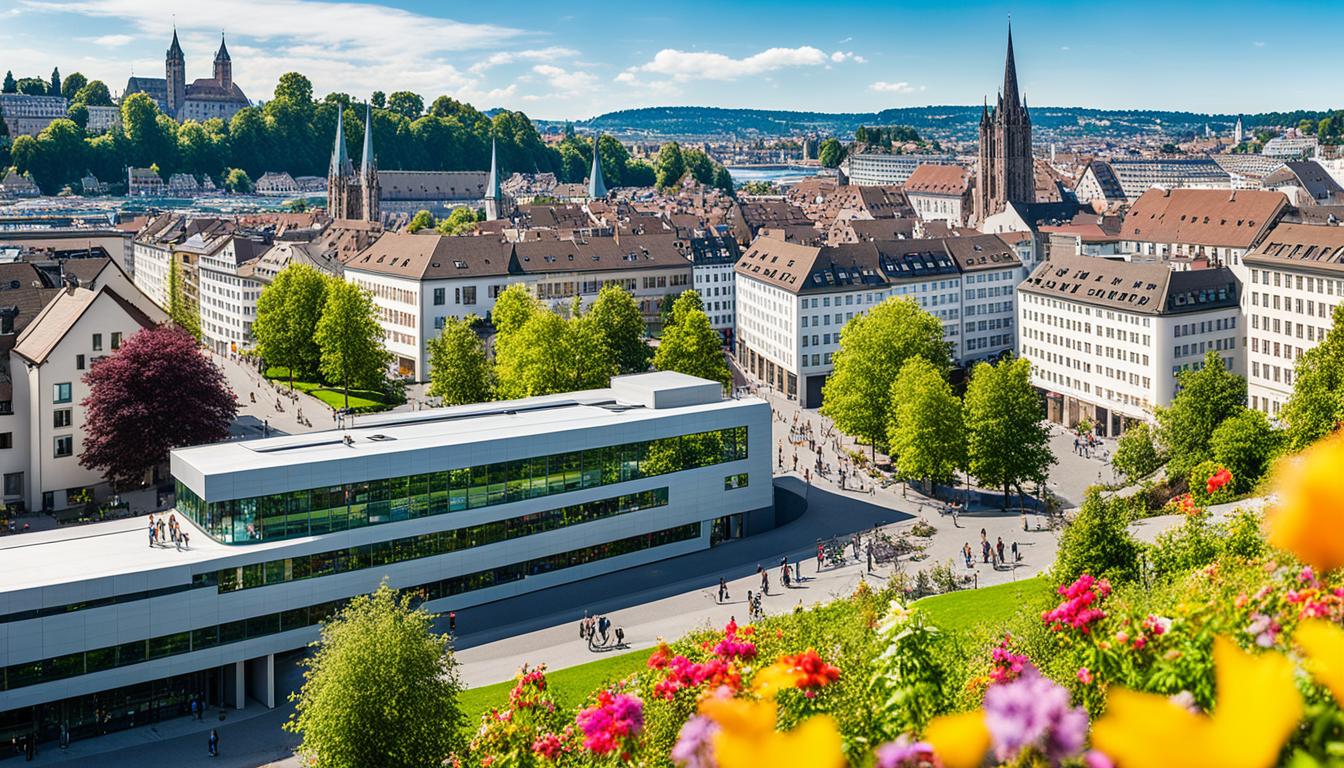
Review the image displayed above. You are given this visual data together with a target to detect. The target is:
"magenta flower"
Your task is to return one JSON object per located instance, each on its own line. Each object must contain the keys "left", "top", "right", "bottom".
{"left": 671, "top": 715, "right": 718, "bottom": 768}
{"left": 983, "top": 666, "right": 1088, "bottom": 764}
{"left": 875, "top": 736, "right": 936, "bottom": 768}
{"left": 576, "top": 690, "right": 644, "bottom": 755}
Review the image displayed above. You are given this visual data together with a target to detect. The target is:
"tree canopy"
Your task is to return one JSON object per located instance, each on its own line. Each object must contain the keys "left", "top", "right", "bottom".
{"left": 426, "top": 316, "right": 492, "bottom": 405}
{"left": 254, "top": 263, "right": 329, "bottom": 384}
{"left": 1281, "top": 303, "right": 1344, "bottom": 450}
{"left": 886, "top": 356, "right": 965, "bottom": 489}
{"left": 80, "top": 325, "right": 236, "bottom": 487}
{"left": 315, "top": 281, "right": 391, "bottom": 408}
{"left": 652, "top": 290, "right": 730, "bottom": 388}
{"left": 964, "top": 357, "right": 1054, "bottom": 507}
{"left": 1210, "top": 407, "right": 1283, "bottom": 493}
{"left": 589, "top": 283, "right": 652, "bottom": 374}
{"left": 1112, "top": 421, "right": 1163, "bottom": 483}
{"left": 820, "top": 297, "right": 949, "bottom": 454}
{"left": 1156, "top": 349, "right": 1246, "bottom": 481}
{"left": 285, "top": 584, "right": 466, "bottom": 768}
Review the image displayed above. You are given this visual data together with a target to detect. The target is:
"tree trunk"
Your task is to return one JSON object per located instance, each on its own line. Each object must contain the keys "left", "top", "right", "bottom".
{"left": 1002, "top": 480, "right": 1010, "bottom": 510}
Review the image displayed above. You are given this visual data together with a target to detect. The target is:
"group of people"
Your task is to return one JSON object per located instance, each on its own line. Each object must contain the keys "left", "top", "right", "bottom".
{"left": 147, "top": 512, "right": 189, "bottom": 550}
{"left": 962, "top": 528, "right": 1019, "bottom": 570}
{"left": 579, "top": 613, "right": 624, "bottom": 650}
{"left": 1073, "top": 431, "right": 1103, "bottom": 459}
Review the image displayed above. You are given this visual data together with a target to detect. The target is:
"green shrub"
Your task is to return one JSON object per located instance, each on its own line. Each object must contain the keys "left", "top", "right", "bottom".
{"left": 1209, "top": 407, "right": 1283, "bottom": 493}
{"left": 1188, "top": 460, "right": 1237, "bottom": 507}
{"left": 1053, "top": 488, "right": 1142, "bottom": 584}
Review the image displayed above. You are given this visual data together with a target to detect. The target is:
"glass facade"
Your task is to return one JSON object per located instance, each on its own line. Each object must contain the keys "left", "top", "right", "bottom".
{"left": 192, "top": 487, "right": 668, "bottom": 594}
{"left": 0, "top": 522, "right": 701, "bottom": 693}
{"left": 176, "top": 426, "right": 748, "bottom": 544}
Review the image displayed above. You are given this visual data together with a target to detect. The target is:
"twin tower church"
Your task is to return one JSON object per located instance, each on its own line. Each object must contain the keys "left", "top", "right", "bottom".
{"left": 325, "top": 104, "right": 610, "bottom": 225}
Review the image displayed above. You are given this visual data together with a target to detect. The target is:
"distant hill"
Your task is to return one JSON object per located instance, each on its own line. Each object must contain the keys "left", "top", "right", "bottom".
{"left": 567, "top": 105, "right": 1331, "bottom": 141}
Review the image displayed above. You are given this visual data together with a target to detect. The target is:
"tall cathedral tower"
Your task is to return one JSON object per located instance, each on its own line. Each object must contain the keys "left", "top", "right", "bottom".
{"left": 165, "top": 28, "right": 186, "bottom": 117}
{"left": 213, "top": 34, "right": 233, "bottom": 90}
{"left": 327, "top": 105, "right": 360, "bottom": 220}
{"left": 974, "top": 26, "right": 1035, "bottom": 223}
{"left": 359, "top": 104, "right": 380, "bottom": 223}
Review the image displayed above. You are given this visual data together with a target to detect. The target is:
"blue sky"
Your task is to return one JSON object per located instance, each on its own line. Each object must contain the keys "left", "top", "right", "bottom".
{"left": 1, "top": 0, "right": 1340, "bottom": 120}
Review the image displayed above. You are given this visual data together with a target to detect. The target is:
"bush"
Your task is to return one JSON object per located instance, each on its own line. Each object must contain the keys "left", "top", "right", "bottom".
{"left": 1053, "top": 489, "right": 1142, "bottom": 585}
{"left": 1113, "top": 422, "right": 1164, "bottom": 482}
{"left": 1149, "top": 513, "right": 1221, "bottom": 579}
{"left": 1187, "top": 460, "right": 1237, "bottom": 507}
{"left": 1209, "top": 408, "right": 1282, "bottom": 493}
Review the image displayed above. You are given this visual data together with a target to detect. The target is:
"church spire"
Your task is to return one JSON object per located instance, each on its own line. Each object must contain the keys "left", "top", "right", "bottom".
{"left": 168, "top": 27, "right": 184, "bottom": 61}
{"left": 215, "top": 33, "right": 231, "bottom": 62}
{"left": 1002, "top": 23, "right": 1021, "bottom": 110}
{"left": 330, "top": 104, "right": 352, "bottom": 177}
{"left": 484, "top": 138, "right": 500, "bottom": 200}
{"left": 360, "top": 103, "right": 375, "bottom": 179}
{"left": 587, "top": 135, "right": 608, "bottom": 199}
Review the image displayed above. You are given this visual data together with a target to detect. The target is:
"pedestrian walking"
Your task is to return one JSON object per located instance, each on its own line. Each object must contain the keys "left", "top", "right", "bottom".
{"left": 746, "top": 590, "right": 754, "bottom": 618}
{"left": 718, "top": 577, "right": 728, "bottom": 602}
{"left": 208, "top": 729, "right": 219, "bottom": 758}
{"left": 59, "top": 722, "right": 68, "bottom": 750}
{"left": 982, "top": 539, "right": 991, "bottom": 563}
{"left": 760, "top": 570, "right": 769, "bottom": 595}
{"left": 148, "top": 515, "right": 156, "bottom": 547}
{"left": 816, "top": 543, "right": 823, "bottom": 572}
{"left": 996, "top": 537, "right": 1005, "bottom": 564}
{"left": 449, "top": 611, "right": 457, "bottom": 634}
{"left": 614, "top": 627, "right": 625, "bottom": 647}
{"left": 579, "top": 613, "right": 588, "bottom": 639}
{"left": 1011, "top": 541, "right": 1020, "bottom": 562}
{"left": 782, "top": 563, "right": 791, "bottom": 588}
{"left": 795, "top": 559, "right": 802, "bottom": 583}
{"left": 866, "top": 544, "right": 873, "bottom": 572}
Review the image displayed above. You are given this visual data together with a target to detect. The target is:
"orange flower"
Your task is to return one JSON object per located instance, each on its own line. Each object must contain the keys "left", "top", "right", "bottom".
{"left": 1265, "top": 432, "right": 1344, "bottom": 571}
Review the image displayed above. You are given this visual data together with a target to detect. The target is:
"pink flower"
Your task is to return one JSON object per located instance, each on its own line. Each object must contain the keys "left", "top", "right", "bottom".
{"left": 575, "top": 690, "right": 643, "bottom": 755}
{"left": 1076, "top": 667, "right": 1093, "bottom": 685}
{"left": 1245, "top": 612, "right": 1280, "bottom": 648}
{"left": 1042, "top": 575, "right": 1109, "bottom": 633}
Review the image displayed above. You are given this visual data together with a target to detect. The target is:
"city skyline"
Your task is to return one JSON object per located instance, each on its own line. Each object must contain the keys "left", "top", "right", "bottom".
{"left": 1, "top": 0, "right": 1342, "bottom": 120}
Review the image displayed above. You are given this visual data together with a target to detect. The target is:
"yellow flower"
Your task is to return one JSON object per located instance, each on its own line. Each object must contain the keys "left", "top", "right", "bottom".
{"left": 1265, "top": 432, "right": 1344, "bottom": 571}
{"left": 1092, "top": 636, "right": 1301, "bottom": 768}
{"left": 1296, "top": 619, "right": 1344, "bottom": 707}
{"left": 699, "top": 698, "right": 844, "bottom": 768}
{"left": 924, "top": 710, "right": 990, "bottom": 768}
{"left": 752, "top": 661, "right": 798, "bottom": 698}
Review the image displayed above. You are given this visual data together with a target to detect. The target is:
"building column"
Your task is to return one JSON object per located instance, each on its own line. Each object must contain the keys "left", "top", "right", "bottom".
{"left": 222, "top": 660, "right": 246, "bottom": 710}
{"left": 246, "top": 654, "right": 275, "bottom": 709}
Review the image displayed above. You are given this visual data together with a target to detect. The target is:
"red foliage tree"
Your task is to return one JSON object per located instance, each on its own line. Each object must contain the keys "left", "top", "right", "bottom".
{"left": 80, "top": 325, "right": 236, "bottom": 487}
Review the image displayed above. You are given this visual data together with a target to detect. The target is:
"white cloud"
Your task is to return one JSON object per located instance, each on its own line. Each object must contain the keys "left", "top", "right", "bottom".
{"left": 869, "top": 81, "right": 920, "bottom": 94}
{"left": 629, "top": 45, "right": 829, "bottom": 81}
{"left": 531, "top": 64, "right": 597, "bottom": 94}
{"left": 838, "top": 36, "right": 852, "bottom": 44}
{"left": 829, "top": 50, "right": 865, "bottom": 64}
{"left": 1252, "top": 41, "right": 1266, "bottom": 47}
{"left": 468, "top": 46, "right": 579, "bottom": 74}
{"left": 1060, "top": 45, "right": 1071, "bottom": 51}
{"left": 88, "top": 33, "right": 134, "bottom": 46}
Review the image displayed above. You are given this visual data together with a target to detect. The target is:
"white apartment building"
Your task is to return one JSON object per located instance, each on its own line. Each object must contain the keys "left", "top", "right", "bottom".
{"left": 198, "top": 236, "right": 268, "bottom": 355}
{"left": 344, "top": 233, "right": 692, "bottom": 380}
{"left": 902, "top": 164, "right": 973, "bottom": 227}
{"left": 0, "top": 94, "right": 67, "bottom": 137}
{"left": 1119, "top": 188, "right": 1287, "bottom": 271}
{"left": 1242, "top": 223, "right": 1344, "bottom": 418}
{"left": 687, "top": 235, "right": 741, "bottom": 336}
{"left": 734, "top": 234, "right": 1024, "bottom": 407}
{"left": 844, "top": 153, "right": 953, "bottom": 187}
{"left": 1017, "top": 253, "right": 1242, "bottom": 436}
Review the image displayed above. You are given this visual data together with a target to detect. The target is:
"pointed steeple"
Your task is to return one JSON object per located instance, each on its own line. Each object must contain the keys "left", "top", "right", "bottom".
{"left": 360, "top": 103, "right": 375, "bottom": 179}
{"left": 168, "top": 27, "right": 184, "bottom": 61}
{"left": 587, "top": 135, "right": 608, "bottom": 199}
{"left": 215, "top": 33, "right": 231, "bottom": 62}
{"left": 1002, "top": 23, "right": 1021, "bottom": 110}
{"left": 330, "top": 104, "right": 352, "bottom": 177}
{"left": 484, "top": 138, "right": 500, "bottom": 200}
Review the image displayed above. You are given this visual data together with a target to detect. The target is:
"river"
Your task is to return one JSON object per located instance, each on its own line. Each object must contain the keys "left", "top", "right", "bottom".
{"left": 725, "top": 165, "right": 822, "bottom": 186}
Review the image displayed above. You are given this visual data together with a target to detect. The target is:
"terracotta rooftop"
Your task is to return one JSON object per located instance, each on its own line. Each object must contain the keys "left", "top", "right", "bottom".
{"left": 1123, "top": 188, "right": 1287, "bottom": 249}
{"left": 1243, "top": 222, "right": 1344, "bottom": 275}
{"left": 903, "top": 164, "right": 971, "bottom": 196}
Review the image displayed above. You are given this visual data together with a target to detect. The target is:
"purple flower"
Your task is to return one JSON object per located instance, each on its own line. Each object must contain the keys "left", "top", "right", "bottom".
{"left": 671, "top": 715, "right": 718, "bottom": 768}
{"left": 983, "top": 666, "right": 1088, "bottom": 764}
{"left": 875, "top": 736, "right": 935, "bottom": 768}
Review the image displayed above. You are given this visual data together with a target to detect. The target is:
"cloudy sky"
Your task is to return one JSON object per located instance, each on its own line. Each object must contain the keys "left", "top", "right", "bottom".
{"left": 1, "top": 0, "right": 1340, "bottom": 120}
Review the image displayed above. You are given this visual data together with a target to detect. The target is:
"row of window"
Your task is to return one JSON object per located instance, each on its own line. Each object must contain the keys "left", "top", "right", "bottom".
{"left": 0, "top": 523, "right": 702, "bottom": 692}
{"left": 175, "top": 426, "right": 748, "bottom": 544}
{"left": 194, "top": 487, "right": 669, "bottom": 594}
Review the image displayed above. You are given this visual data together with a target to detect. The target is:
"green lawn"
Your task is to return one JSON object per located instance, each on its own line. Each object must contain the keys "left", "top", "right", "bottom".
{"left": 914, "top": 576, "right": 1048, "bottom": 634}
{"left": 459, "top": 646, "right": 654, "bottom": 726}
{"left": 264, "top": 367, "right": 397, "bottom": 413}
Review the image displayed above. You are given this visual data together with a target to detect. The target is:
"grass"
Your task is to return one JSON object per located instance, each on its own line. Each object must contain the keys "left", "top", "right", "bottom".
{"left": 459, "top": 646, "right": 655, "bottom": 725}
{"left": 264, "top": 366, "right": 398, "bottom": 413}
{"left": 914, "top": 576, "right": 1047, "bottom": 634}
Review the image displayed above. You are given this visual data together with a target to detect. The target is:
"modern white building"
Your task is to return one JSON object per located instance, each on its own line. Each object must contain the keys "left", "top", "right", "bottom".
{"left": 843, "top": 153, "right": 953, "bottom": 187}
{"left": 0, "top": 373, "right": 770, "bottom": 750}
{"left": 1242, "top": 223, "right": 1344, "bottom": 418}
{"left": 734, "top": 234, "right": 1025, "bottom": 407}
{"left": 1017, "top": 252, "right": 1242, "bottom": 436}
{"left": 687, "top": 235, "right": 741, "bottom": 337}
{"left": 198, "top": 236, "right": 268, "bottom": 355}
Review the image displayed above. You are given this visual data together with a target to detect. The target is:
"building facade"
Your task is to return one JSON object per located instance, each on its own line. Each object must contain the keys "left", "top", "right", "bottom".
{"left": 842, "top": 154, "right": 952, "bottom": 187}
{"left": 123, "top": 31, "right": 250, "bottom": 122}
{"left": 1017, "top": 253, "right": 1242, "bottom": 436}
{"left": 0, "top": 373, "right": 770, "bottom": 750}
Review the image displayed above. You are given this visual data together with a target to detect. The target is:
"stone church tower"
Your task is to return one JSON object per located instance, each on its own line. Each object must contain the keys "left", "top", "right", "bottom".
{"left": 213, "top": 34, "right": 233, "bottom": 90}
{"left": 327, "top": 105, "right": 360, "bottom": 219}
{"left": 974, "top": 26, "right": 1035, "bottom": 223}
{"left": 359, "top": 104, "right": 380, "bottom": 223}
{"left": 165, "top": 28, "right": 186, "bottom": 117}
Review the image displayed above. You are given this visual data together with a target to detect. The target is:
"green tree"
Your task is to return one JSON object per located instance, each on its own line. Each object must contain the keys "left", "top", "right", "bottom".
{"left": 11, "top": 118, "right": 86, "bottom": 192}
{"left": 49, "top": 68, "right": 60, "bottom": 96}
{"left": 387, "top": 91, "right": 425, "bottom": 120}
{"left": 166, "top": 257, "right": 201, "bottom": 339}
{"left": 588, "top": 283, "right": 650, "bottom": 374}
{"left": 223, "top": 167, "right": 252, "bottom": 193}
{"left": 406, "top": 209, "right": 435, "bottom": 233}
{"left": 284, "top": 584, "right": 465, "bottom": 768}
{"left": 1053, "top": 489, "right": 1142, "bottom": 584}
{"left": 2, "top": 71, "right": 14, "bottom": 94}
{"left": 818, "top": 138, "right": 845, "bottom": 168}
{"left": 370, "top": 90, "right": 386, "bottom": 109}
{"left": 315, "top": 280, "right": 391, "bottom": 409}
{"left": 655, "top": 141, "right": 685, "bottom": 190}
{"left": 274, "top": 72, "right": 314, "bottom": 104}
{"left": 1209, "top": 408, "right": 1283, "bottom": 493}
{"left": 1281, "top": 303, "right": 1344, "bottom": 450}
{"left": 490, "top": 283, "right": 540, "bottom": 337}
{"left": 253, "top": 264, "right": 329, "bottom": 386}
{"left": 16, "top": 77, "right": 47, "bottom": 96}
{"left": 886, "top": 356, "right": 965, "bottom": 490}
{"left": 72, "top": 80, "right": 113, "bottom": 106}
{"left": 426, "top": 316, "right": 492, "bottom": 405}
{"left": 1112, "top": 421, "right": 1163, "bottom": 483}
{"left": 495, "top": 306, "right": 615, "bottom": 399}
{"left": 820, "top": 297, "right": 949, "bottom": 456}
{"left": 652, "top": 290, "right": 730, "bottom": 389}
{"left": 1155, "top": 349, "right": 1245, "bottom": 481}
{"left": 60, "top": 71, "right": 87, "bottom": 101}
{"left": 964, "top": 357, "right": 1054, "bottom": 508}
{"left": 65, "top": 103, "right": 89, "bottom": 131}
{"left": 435, "top": 206, "right": 479, "bottom": 235}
